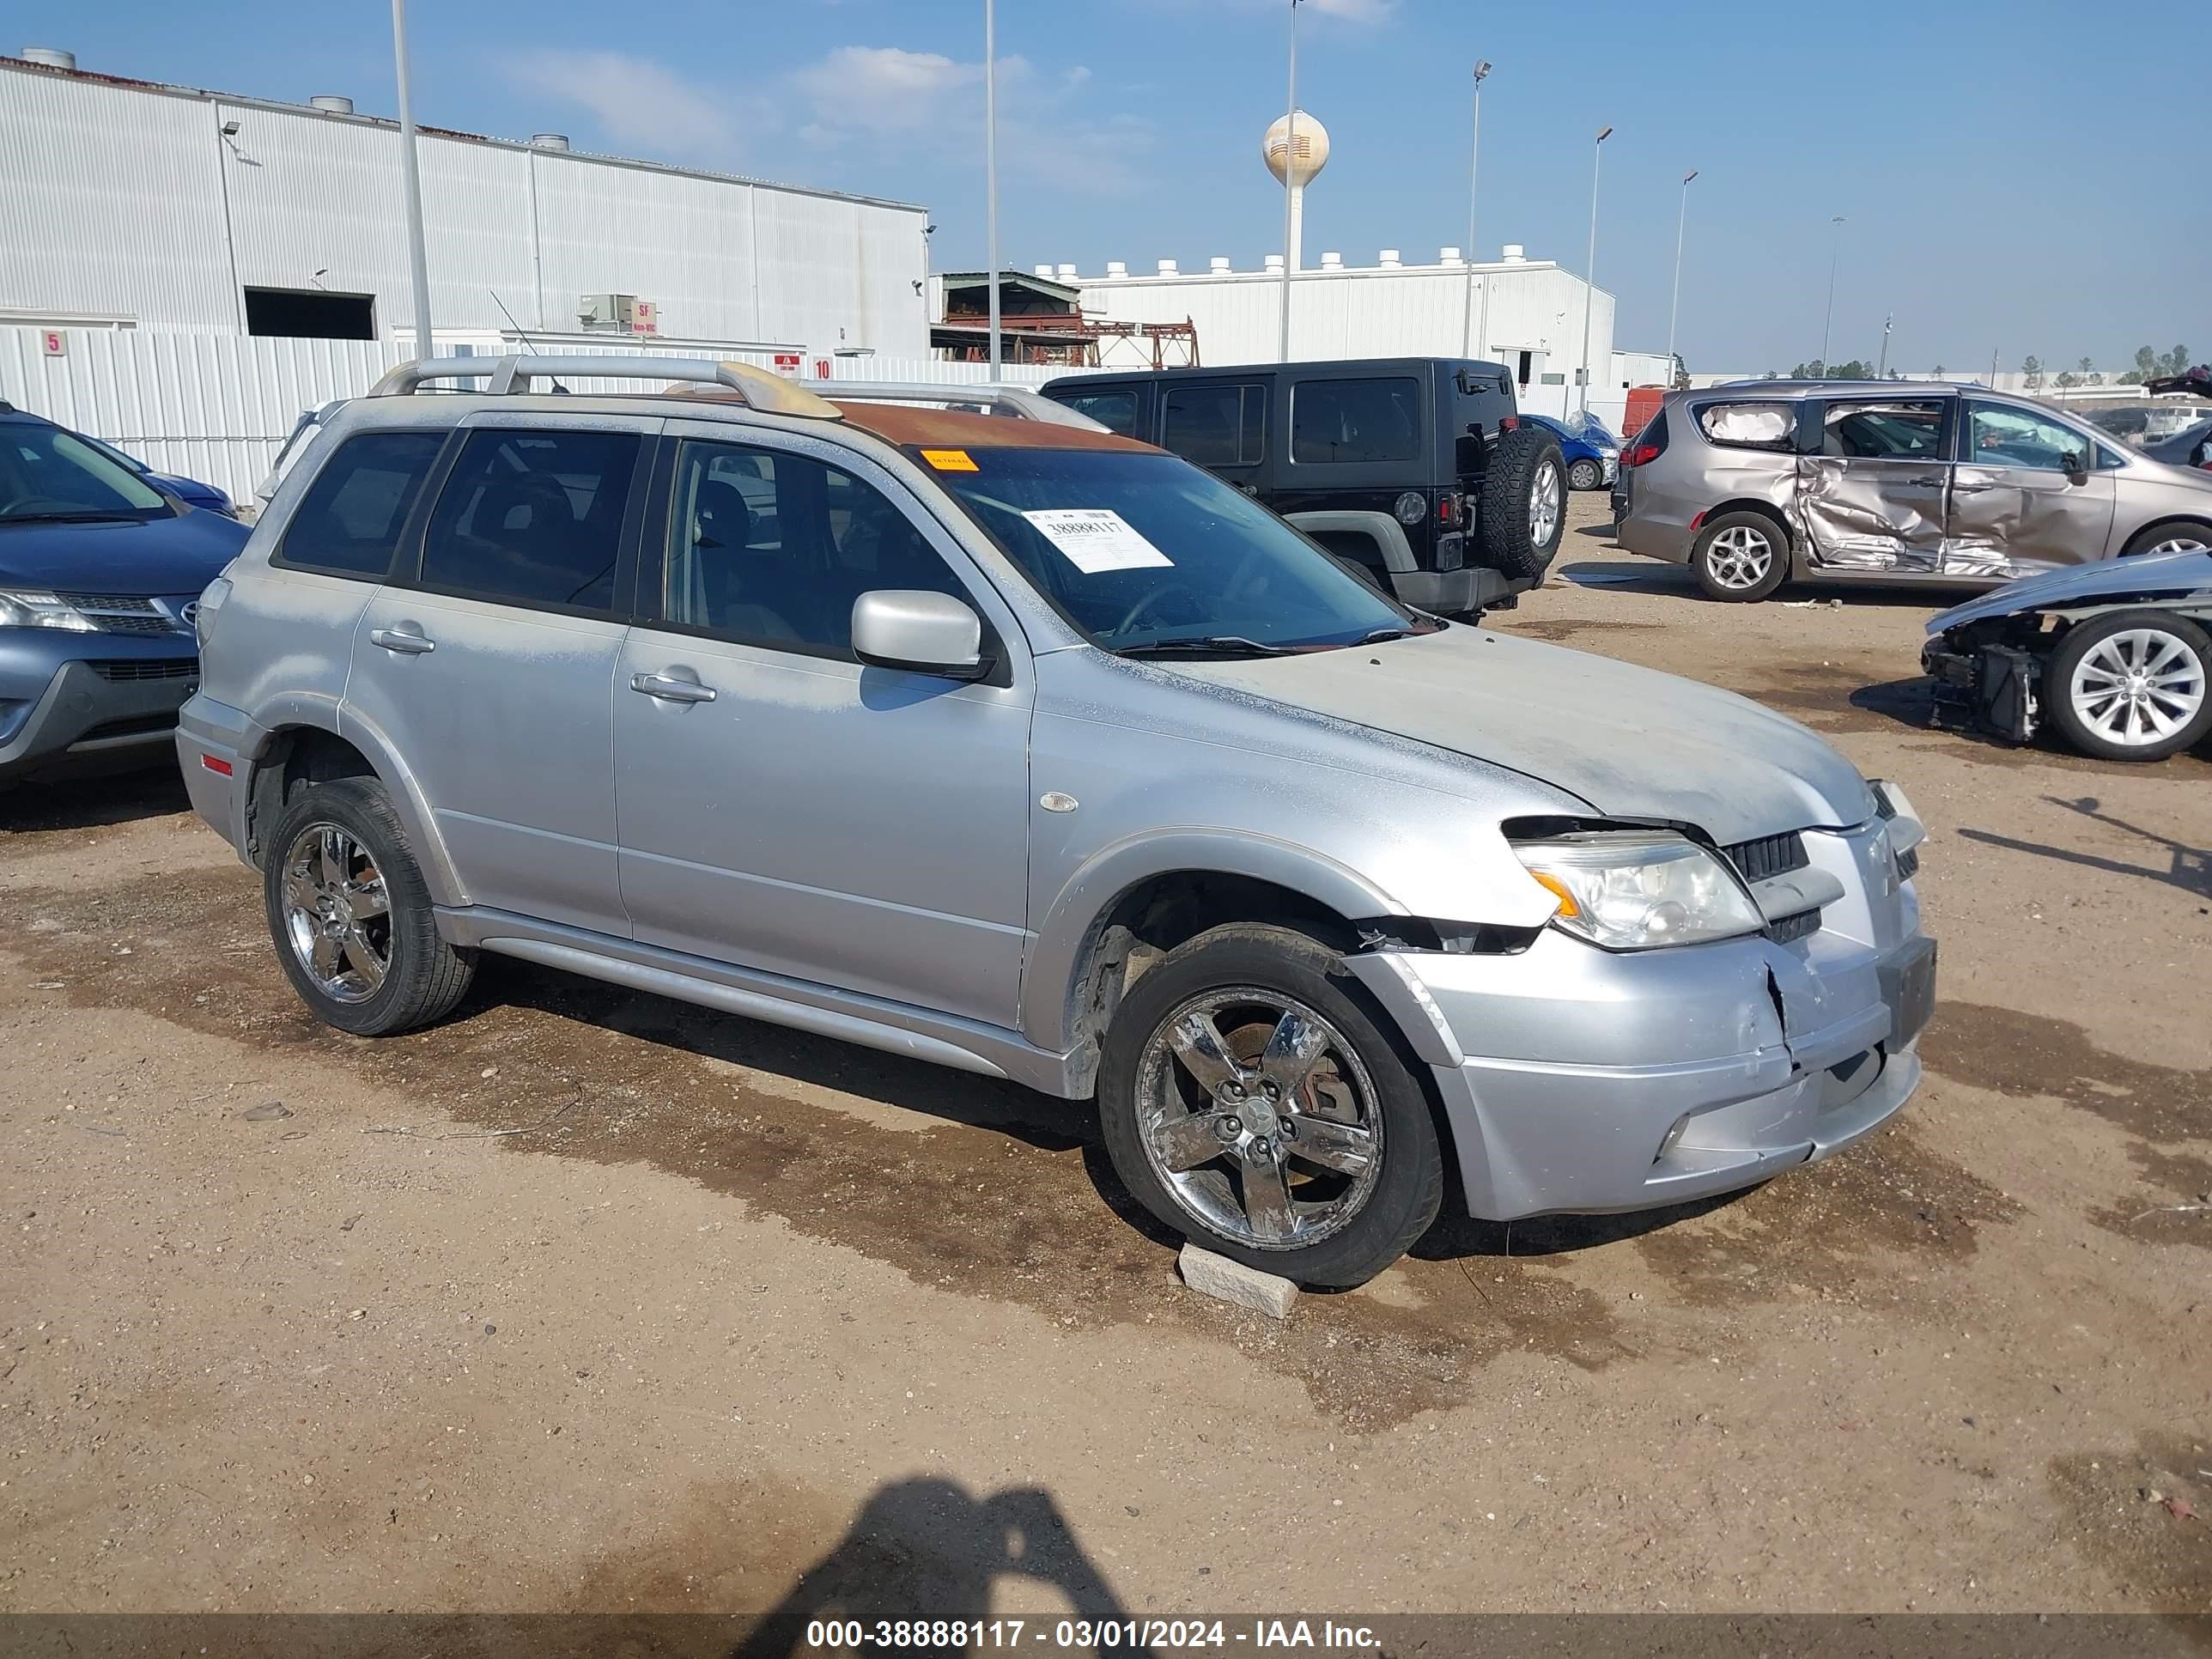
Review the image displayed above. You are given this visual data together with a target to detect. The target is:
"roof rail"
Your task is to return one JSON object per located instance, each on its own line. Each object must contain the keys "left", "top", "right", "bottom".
{"left": 366, "top": 354, "right": 842, "bottom": 417}
{"left": 824, "top": 381, "right": 1105, "bottom": 430}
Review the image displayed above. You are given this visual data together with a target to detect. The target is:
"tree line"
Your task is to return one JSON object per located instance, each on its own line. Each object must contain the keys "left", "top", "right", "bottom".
{"left": 1760, "top": 345, "right": 2190, "bottom": 387}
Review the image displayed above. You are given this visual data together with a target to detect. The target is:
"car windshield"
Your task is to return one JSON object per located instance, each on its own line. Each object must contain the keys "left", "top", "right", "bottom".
{"left": 922, "top": 446, "right": 1429, "bottom": 653}
{"left": 0, "top": 423, "right": 170, "bottom": 522}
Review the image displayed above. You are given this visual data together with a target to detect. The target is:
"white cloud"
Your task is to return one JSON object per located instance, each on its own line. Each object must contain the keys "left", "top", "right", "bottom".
{"left": 788, "top": 45, "right": 1153, "bottom": 194}
{"left": 508, "top": 48, "right": 752, "bottom": 160}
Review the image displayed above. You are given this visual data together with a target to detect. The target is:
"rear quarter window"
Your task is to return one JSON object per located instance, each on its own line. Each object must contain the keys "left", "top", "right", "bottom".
{"left": 275, "top": 430, "right": 447, "bottom": 578}
{"left": 1694, "top": 401, "right": 1796, "bottom": 451}
{"left": 1292, "top": 378, "right": 1421, "bottom": 465}
{"left": 1053, "top": 389, "right": 1139, "bottom": 437}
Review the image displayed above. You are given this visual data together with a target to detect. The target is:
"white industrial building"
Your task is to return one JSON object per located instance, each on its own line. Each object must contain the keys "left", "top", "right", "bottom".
{"left": 0, "top": 47, "right": 931, "bottom": 359}
{"left": 1057, "top": 246, "right": 1640, "bottom": 429}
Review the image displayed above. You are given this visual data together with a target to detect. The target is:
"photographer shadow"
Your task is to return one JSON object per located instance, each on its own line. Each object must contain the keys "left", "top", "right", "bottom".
{"left": 734, "top": 1478, "right": 1147, "bottom": 1657}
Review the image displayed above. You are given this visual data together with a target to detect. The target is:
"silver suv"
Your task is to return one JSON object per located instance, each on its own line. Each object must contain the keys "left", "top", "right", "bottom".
{"left": 1613, "top": 380, "right": 2212, "bottom": 602}
{"left": 176, "top": 355, "right": 1935, "bottom": 1286}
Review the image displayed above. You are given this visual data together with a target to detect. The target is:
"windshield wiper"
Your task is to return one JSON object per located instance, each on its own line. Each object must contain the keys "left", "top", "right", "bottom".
{"left": 1114, "top": 635, "right": 1298, "bottom": 659}
{"left": 0, "top": 511, "right": 143, "bottom": 526}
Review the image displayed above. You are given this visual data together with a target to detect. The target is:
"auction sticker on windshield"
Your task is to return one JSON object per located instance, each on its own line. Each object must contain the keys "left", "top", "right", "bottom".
{"left": 1022, "top": 507, "right": 1174, "bottom": 574}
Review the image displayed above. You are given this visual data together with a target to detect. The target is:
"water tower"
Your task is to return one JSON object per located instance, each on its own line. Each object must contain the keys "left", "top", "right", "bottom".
{"left": 1263, "top": 110, "right": 1331, "bottom": 272}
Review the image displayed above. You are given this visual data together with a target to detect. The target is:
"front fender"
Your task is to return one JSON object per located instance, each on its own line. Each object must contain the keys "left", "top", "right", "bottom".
{"left": 1019, "top": 828, "right": 1403, "bottom": 1053}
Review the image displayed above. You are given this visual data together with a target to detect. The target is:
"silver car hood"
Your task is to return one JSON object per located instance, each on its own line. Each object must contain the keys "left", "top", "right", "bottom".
{"left": 1927, "top": 550, "right": 2212, "bottom": 632}
{"left": 1171, "top": 626, "right": 1876, "bottom": 843}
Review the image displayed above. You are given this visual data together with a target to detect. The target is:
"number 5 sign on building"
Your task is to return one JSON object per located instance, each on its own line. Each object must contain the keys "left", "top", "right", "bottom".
{"left": 41, "top": 329, "right": 66, "bottom": 356}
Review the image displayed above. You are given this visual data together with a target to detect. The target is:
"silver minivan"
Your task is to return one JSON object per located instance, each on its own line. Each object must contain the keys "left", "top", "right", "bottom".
{"left": 1613, "top": 380, "right": 2212, "bottom": 602}
{"left": 176, "top": 356, "right": 1934, "bottom": 1286}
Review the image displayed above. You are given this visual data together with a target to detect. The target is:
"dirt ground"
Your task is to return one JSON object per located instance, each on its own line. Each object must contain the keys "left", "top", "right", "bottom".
{"left": 3, "top": 490, "right": 2209, "bottom": 1632}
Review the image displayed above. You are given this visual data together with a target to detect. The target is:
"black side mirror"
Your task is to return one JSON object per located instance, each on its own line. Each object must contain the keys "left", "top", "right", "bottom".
{"left": 2062, "top": 452, "right": 2087, "bottom": 482}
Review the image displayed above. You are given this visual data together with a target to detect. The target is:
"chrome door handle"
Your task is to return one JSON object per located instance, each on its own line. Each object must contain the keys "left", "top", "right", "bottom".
{"left": 629, "top": 672, "right": 717, "bottom": 704}
{"left": 1951, "top": 483, "right": 1992, "bottom": 494}
{"left": 368, "top": 626, "right": 435, "bottom": 654}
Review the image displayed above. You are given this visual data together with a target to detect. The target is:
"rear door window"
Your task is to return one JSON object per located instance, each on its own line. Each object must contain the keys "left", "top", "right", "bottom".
{"left": 276, "top": 430, "right": 447, "bottom": 579}
{"left": 1054, "top": 389, "right": 1139, "bottom": 437}
{"left": 1695, "top": 401, "right": 1796, "bottom": 451}
{"left": 1162, "top": 383, "right": 1265, "bottom": 466}
{"left": 416, "top": 428, "right": 641, "bottom": 615}
{"left": 1821, "top": 400, "right": 1948, "bottom": 459}
{"left": 1291, "top": 378, "right": 1420, "bottom": 464}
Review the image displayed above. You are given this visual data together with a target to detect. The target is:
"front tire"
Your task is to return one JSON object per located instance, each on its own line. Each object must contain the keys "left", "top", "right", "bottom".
{"left": 1096, "top": 925, "right": 1443, "bottom": 1288}
{"left": 263, "top": 776, "right": 476, "bottom": 1036}
{"left": 2044, "top": 611, "right": 2212, "bottom": 763}
{"left": 1566, "top": 457, "right": 1603, "bottom": 492}
{"left": 2120, "top": 521, "right": 2212, "bottom": 558}
{"left": 1692, "top": 510, "right": 1790, "bottom": 602}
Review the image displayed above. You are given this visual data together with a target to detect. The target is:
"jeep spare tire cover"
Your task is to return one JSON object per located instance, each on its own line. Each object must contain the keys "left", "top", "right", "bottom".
{"left": 1479, "top": 423, "right": 1568, "bottom": 580}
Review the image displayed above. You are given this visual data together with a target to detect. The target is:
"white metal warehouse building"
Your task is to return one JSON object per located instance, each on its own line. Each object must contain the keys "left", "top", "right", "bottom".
{"left": 1054, "top": 246, "right": 1643, "bottom": 430}
{"left": 0, "top": 49, "right": 931, "bottom": 357}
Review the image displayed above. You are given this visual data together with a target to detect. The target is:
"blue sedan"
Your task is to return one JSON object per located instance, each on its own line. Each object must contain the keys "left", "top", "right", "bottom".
{"left": 1522, "top": 412, "right": 1621, "bottom": 492}
{"left": 77, "top": 433, "right": 236, "bottom": 517}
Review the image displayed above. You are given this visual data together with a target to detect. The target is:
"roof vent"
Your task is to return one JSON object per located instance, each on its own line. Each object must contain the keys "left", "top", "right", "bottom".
{"left": 1319, "top": 251, "right": 1343, "bottom": 270}
{"left": 1263, "top": 253, "right": 1285, "bottom": 272}
{"left": 1104, "top": 260, "right": 1128, "bottom": 277}
{"left": 1034, "top": 264, "right": 1054, "bottom": 278}
{"left": 1440, "top": 246, "right": 1462, "bottom": 264}
{"left": 1209, "top": 256, "right": 1231, "bottom": 274}
{"left": 1056, "top": 263, "right": 1078, "bottom": 282}
{"left": 1157, "top": 258, "right": 1178, "bottom": 275}
{"left": 1501, "top": 243, "right": 1526, "bottom": 262}
{"left": 1378, "top": 248, "right": 1402, "bottom": 268}
{"left": 308, "top": 94, "right": 355, "bottom": 115}
{"left": 529, "top": 132, "right": 571, "bottom": 151}
{"left": 21, "top": 46, "right": 76, "bottom": 70}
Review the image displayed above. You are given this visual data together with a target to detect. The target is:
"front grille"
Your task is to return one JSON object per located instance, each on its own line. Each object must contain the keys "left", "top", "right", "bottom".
{"left": 1766, "top": 908, "right": 1821, "bottom": 945}
{"left": 51, "top": 594, "right": 189, "bottom": 637}
{"left": 88, "top": 658, "right": 198, "bottom": 682}
{"left": 1723, "top": 830, "right": 1809, "bottom": 883}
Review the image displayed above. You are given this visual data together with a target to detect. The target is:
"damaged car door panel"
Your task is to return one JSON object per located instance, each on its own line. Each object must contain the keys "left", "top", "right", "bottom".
{"left": 175, "top": 355, "right": 1938, "bottom": 1288}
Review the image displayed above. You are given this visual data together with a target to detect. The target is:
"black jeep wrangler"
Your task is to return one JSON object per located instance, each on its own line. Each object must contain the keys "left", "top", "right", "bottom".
{"left": 1041, "top": 357, "right": 1565, "bottom": 615}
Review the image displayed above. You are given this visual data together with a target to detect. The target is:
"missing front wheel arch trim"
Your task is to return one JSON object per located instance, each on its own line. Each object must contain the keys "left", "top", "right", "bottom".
{"left": 1352, "top": 918, "right": 1542, "bottom": 956}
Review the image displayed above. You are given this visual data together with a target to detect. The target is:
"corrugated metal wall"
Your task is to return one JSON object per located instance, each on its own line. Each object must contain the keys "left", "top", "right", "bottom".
{"left": 1074, "top": 263, "right": 1626, "bottom": 429}
{"left": 1, "top": 60, "right": 930, "bottom": 356}
{"left": 0, "top": 327, "right": 1052, "bottom": 501}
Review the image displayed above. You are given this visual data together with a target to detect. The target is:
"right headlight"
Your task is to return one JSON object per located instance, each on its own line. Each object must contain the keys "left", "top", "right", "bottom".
{"left": 1511, "top": 830, "right": 1765, "bottom": 951}
{"left": 0, "top": 589, "right": 99, "bottom": 632}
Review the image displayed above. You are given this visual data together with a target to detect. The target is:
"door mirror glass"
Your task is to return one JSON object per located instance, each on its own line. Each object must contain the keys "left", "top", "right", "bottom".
{"left": 851, "top": 589, "right": 986, "bottom": 678}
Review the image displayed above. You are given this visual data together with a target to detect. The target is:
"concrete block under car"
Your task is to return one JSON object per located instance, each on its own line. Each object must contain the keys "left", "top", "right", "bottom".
{"left": 1178, "top": 1243, "right": 1300, "bottom": 1320}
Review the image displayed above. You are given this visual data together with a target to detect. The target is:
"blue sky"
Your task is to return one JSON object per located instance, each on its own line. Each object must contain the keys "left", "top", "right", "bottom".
{"left": 36, "top": 0, "right": 2209, "bottom": 373}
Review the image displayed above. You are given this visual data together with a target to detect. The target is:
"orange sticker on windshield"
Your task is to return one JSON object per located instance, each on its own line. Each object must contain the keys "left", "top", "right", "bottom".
{"left": 920, "top": 448, "right": 978, "bottom": 471}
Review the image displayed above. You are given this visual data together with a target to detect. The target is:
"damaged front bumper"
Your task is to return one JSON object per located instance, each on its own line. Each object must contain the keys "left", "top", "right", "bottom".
{"left": 1346, "top": 821, "right": 1931, "bottom": 1220}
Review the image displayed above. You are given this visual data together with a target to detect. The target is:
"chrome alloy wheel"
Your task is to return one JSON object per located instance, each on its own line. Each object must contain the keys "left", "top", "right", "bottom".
{"left": 2067, "top": 627, "right": 2208, "bottom": 747}
{"left": 279, "top": 823, "right": 392, "bottom": 1003}
{"left": 1705, "top": 523, "right": 1775, "bottom": 589}
{"left": 1528, "top": 460, "right": 1562, "bottom": 548}
{"left": 1134, "top": 989, "right": 1383, "bottom": 1250}
{"left": 2147, "top": 534, "right": 2209, "bottom": 554}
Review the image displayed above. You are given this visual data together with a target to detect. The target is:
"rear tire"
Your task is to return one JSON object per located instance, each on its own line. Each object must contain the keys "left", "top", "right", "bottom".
{"left": 1096, "top": 924, "right": 1443, "bottom": 1288}
{"left": 263, "top": 776, "right": 476, "bottom": 1036}
{"left": 1478, "top": 425, "right": 1569, "bottom": 582}
{"left": 2043, "top": 611, "right": 2212, "bottom": 763}
{"left": 1566, "top": 457, "right": 1603, "bottom": 492}
{"left": 1692, "top": 510, "right": 1790, "bottom": 602}
{"left": 2119, "top": 520, "right": 2212, "bottom": 558}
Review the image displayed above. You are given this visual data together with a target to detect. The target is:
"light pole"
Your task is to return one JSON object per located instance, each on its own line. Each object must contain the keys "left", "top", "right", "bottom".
{"left": 1878, "top": 311, "right": 1893, "bottom": 378}
{"left": 984, "top": 0, "right": 1000, "bottom": 374}
{"left": 390, "top": 0, "right": 434, "bottom": 359}
{"left": 1819, "top": 215, "right": 1844, "bottom": 371}
{"left": 1665, "top": 168, "right": 1697, "bottom": 386}
{"left": 1278, "top": 0, "right": 1303, "bottom": 363}
{"left": 1458, "top": 60, "right": 1492, "bottom": 359}
{"left": 1577, "top": 125, "right": 1611, "bottom": 416}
